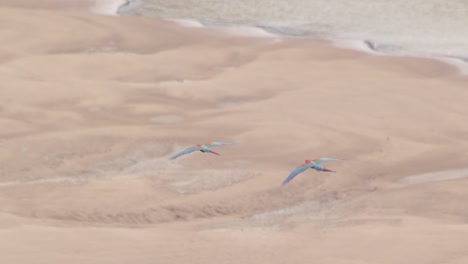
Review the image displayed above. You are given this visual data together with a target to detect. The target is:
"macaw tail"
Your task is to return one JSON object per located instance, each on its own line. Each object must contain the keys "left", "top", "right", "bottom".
{"left": 208, "top": 150, "right": 220, "bottom": 155}
{"left": 323, "top": 168, "right": 336, "bottom": 173}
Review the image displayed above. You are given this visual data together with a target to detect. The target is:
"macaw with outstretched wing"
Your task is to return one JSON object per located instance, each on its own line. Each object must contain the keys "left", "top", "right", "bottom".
{"left": 169, "top": 142, "right": 234, "bottom": 160}
{"left": 282, "top": 158, "right": 340, "bottom": 185}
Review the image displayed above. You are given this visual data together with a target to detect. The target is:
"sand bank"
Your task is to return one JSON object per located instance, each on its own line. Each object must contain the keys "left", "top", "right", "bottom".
{"left": 0, "top": 1, "right": 467, "bottom": 263}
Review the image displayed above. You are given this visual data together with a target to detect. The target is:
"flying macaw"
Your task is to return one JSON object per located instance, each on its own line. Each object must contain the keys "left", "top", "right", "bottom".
{"left": 281, "top": 158, "right": 340, "bottom": 185}
{"left": 169, "top": 142, "right": 234, "bottom": 160}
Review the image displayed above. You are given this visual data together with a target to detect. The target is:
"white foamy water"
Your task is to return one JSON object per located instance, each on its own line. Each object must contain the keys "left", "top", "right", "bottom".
{"left": 92, "top": 0, "right": 129, "bottom": 15}
{"left": 124, "top": 0, "right": 468, "bottom": 60}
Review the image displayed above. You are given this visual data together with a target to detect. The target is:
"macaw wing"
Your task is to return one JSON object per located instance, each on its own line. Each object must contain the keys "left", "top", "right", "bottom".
{"left": 169, "top": 146, "right": 200, "bottom": 160}
{"left": 314, "top": 158, "right": 341, "bottom": 164}
{"left": 281, "top": 165, "right": 310, "bottom": 185}
{"left": 205, "top": 142, "right": 235, "bottom": 148}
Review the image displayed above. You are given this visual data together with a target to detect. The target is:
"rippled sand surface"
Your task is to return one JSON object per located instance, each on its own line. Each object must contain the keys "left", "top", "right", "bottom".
{"left": 0, "top": 1, "right": 468, "bottom": 263}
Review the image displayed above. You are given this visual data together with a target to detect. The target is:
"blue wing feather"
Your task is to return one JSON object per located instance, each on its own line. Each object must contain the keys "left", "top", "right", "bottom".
{"left": 281, "top": 165, "right": 311, "bottom": 185}
{"left": 169, "top": 146, "right": 200, "bottom": 160}
{"left": 206, "top": 142, "right": 235, "bottom": 148}
{"left": 314, "top": 158, "right": 341, "bottom": 164}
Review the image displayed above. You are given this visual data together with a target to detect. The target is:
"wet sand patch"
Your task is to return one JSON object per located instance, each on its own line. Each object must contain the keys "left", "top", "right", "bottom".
{"left": 167, "top": 169, "right": 257, "bottom": 194}
{"left": 217, "top": 97, "right": 259, "bottom": 108}
{"left": 402, "top": 168, "right": 468, "bottom": 185}
{"left": 149, "top": 114, "right": 186, "bottom": 124}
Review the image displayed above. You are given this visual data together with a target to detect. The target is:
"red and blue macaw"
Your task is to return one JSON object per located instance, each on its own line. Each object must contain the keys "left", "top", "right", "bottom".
{"left": 169, "top": 142, "right": 234, "bottom": 160}
{"left": 282, "top": 158, "right": 340, "bottom": 185}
